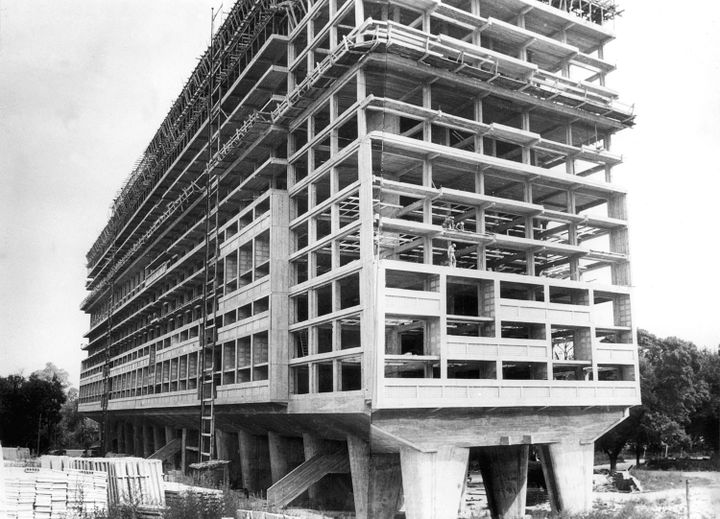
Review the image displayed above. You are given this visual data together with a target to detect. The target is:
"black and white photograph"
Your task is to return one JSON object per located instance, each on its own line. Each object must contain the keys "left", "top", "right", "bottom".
{"left": 1, "top": 1, "right": 720, "bottom": 517}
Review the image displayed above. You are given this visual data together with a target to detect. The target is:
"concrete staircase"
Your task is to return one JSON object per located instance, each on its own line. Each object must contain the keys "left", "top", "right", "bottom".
{"left": 148, "top": 438, "right": 181, "bottom": 461}
{"left": 267, "top": 451, "right": 349, "bottom": 508}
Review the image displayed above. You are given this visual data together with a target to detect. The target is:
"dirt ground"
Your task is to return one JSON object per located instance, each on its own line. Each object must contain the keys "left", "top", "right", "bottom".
{"left": 460, "top": 469, "right": 720, "bottom": 518}
{"left": 591, "top": 470, "right": 720, "bottom": 519}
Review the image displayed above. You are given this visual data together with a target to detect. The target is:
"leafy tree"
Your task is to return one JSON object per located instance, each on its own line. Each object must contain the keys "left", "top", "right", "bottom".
{"left": 0, "top": 372, "right": 67, "bottom": 453}
{"left": 32, "top": 362, "right": 71, "bottom": 390}
{"left": 637, "top": 331, "right": 709, "bottom": 452}
{"left": 596, "top": 330, "right": 712, "bottom": 468}
{"left": 596, "top": 407, "right": 642, "bottom": 471}
{"left": 57, "top": 389, "right": 99, "bottom": 450}
{"left": 688, "top": 349, "right": 720, "bottom": 451}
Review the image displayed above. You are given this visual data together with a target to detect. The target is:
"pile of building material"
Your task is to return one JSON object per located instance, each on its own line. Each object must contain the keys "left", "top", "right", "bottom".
{"left": 40, "top": 456, "right": 165, "bottom": 508}
{"left": 3, "top": 466, "right": 108, "bottom": 519}
{"left": 2, "top": 447, "right": 31, "bottom": 462}
{"left": 1, "top": 451, "right": 165, "bottom": 519}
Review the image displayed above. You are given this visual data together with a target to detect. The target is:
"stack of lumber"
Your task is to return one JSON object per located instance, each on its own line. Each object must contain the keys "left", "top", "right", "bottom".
{"left": 2, "top": 447, "right": 31, "bottom": 462}
{"left": 67, "top": 469, "right": 108, "bottom": 514}
{"left": 2, "top": 466, "right": 107, "bottom": 519}
{"left": 70, "top": 457, "right": 165, "bottom": 507}
{"left": 38, "top": 456, "right": 71, "bottom": 471}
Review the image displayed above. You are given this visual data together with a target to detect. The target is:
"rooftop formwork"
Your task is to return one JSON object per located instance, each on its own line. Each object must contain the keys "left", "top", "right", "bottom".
{"left": 79, "top": 1, "right": 637, "bottom": 517}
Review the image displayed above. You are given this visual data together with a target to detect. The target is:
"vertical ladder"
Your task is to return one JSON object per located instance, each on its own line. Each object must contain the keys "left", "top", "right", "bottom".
{"left": 100, "top": 245, "right": 117, "bottom": 455}
{"left": 198, "top": 7, "right": 224, "bottom": 463}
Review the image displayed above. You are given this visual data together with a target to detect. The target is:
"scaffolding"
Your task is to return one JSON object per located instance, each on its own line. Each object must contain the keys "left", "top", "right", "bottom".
{"left": 86, "top": 0, "right": 294, "bottom": 272}
{"left": 537, "top": 0, "right": 620, "bottom": 23}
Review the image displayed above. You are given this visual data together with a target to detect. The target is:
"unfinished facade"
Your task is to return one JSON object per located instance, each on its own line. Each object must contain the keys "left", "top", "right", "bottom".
{"left": 79, "top": 0, "right": 638, "bottom": 517}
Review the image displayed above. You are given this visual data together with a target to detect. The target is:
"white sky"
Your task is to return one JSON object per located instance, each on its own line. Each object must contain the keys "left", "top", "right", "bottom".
{"left": 1, "top": 0, "right": 719, "bottom": 387}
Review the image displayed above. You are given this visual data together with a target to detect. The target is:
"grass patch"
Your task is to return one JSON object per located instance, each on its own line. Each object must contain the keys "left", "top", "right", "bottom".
{"left": 631, "top": 467, "right": 714, "bottom": 491}
{"left": 86, "top": 490, "right": 276, "bottom": 519}
{"left": 526, "top": 500, "right": 678, "bottom": 519}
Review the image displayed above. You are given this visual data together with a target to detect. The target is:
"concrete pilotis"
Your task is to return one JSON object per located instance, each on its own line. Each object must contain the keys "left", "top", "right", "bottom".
{"left": 303, "top": 433, "right": 327, "bottom": 503}
{"left": 142, "top": 422, "right": 153, "bottom": 458}
{"left": 399, "top": 445, "right": 469, "bottom": 519}
{"left": 477, "top": 445, "right": 529, "bottom": 519}
{"left": 152, "top": 426, "right": 163, "bottom": 454}
{"left": 268, "top": 431, "right": 291, "bottom": 484}
{"left": 348, "top": 436, "right": 403, "bottom": 519}
{"left": 133, "top": 420, "right": 143, "bottom": 457}
{"left": 538, "top": 441, "right": 594, "bottom": 514}
{"left": 238, "top": 430, "right": 271, "bottom": 493}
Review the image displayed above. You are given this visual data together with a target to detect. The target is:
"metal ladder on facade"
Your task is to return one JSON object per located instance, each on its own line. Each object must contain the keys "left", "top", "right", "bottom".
{"left": 198, "top": 7, "right": 224, "bottom": 463}
{"left": 196, "top": 0, "right": 298, "bottom": 463}
{"left": 100, "top": 245, "right": 117, "bottom": 455}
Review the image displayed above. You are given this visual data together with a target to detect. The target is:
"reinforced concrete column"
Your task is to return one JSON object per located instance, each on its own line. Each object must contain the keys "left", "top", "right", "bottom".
{"left": 152, "top": 426, "right": 163, "bottom": 453}
{"left": 181, "top": 428, "right": 188, "bottom": 473}
{"left": 303, "top": 433, "right": 327, "bottom": 502}
{"left": 238, "top": 430, "right": 271, "bottom": 493}
{"left": 268, "top": 431, "right": 291, "bottom": 484}
{"left": 477, "top": 445, "right": 529, "bottom": 519}
{"left": 216, "top": 429, "right": 229, "bottom": 460}
{"left": 116, "top": 421, "right": 125, "bottom": 454}
{"left": 142, "top": 422, "right": 153, "bottom": 458}
{"left": 347, "top": 436, "right": 402, "bottom": 519}
{"left": 216, "top": 429, "right": 241, "bottom": 486}
{"left": 399, "top": 445, "right": 469, "bottom": 519}
{"left": 538, "top": 441, "right": 594, "bottom": 514}
{"left": 133, "top": 420, "right": 143, "bottom": 457}
{"left": 123, "top": 422, "right": 132, "bottom": 455}
{"left": 164, "top": 427, "right": 176, "bottom": 470}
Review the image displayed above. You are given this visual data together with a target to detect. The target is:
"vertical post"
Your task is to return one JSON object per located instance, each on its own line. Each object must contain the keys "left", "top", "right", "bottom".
{"left": 238, "top": 430, "right": 271, "bottom": 493}
{"left": 181, "top": 428, "right": 188, "bottom": 473}
{"left": 477, "top": 445, "right": 529, "bottom": 519}
{"left": 303, "top": 434, "right": 326, "bottom": 503}
{"left": 152, "top": 426, "right": 163, "bottom": 454}
{"left": 268, "top": 431, "right": 290, "bottom": 484}
{"left": 538, "top": 441, "right": 594, "bottom": 514}
{"left": 133, "top": 419, "right": 143, "bottom": 457}
{"left": 400, "top": 445, "right": 469, "bottom": 519}
{"left": 142, "top": 422, "right": 153, "bottom": 458}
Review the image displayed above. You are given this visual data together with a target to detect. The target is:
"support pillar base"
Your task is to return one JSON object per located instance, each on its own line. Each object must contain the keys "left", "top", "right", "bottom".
{"left": 478, "top": 445, "right": 529, "bottom": 519}
{"left": 538, "top": 441, "right": 594, "bottom": 514}
{"left": 400, "top": 446, "right": 468, "bottom": 519}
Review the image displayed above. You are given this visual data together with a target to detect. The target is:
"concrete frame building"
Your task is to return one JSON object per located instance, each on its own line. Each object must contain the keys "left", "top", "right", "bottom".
{"left": 79, "top": 0, "right": 638, "bottom": 517}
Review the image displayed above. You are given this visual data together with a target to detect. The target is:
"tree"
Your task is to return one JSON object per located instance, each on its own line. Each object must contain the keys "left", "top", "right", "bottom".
{"left": 0, "top": 372, "right": 67, "bottom": 453}
{"left": 57, "top": 389, "right": 99, "bottom": 450}
{"left": 32, "top": 362, "right": 71, "bottom": 390}
{"left": 596, "top": 330, "right": 711, "bottom": 468}
{"left": 688, "top": 349, "right": 720, "bottom": 451}
{"left": 596, "top": 407, "right": 642, "bottom": 471}
{"left": 637, "top": 331, "right": 709, "bottom": 453}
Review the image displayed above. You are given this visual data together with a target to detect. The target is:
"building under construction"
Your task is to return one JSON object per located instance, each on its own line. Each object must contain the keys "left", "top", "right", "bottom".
{"left": 78, "top": 0, "right": 638, "bottom": 517}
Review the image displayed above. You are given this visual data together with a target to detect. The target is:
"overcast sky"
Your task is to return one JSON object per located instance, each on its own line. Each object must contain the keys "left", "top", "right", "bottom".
{"left": 1, "top": 0, "right": 719, "bottom": 387}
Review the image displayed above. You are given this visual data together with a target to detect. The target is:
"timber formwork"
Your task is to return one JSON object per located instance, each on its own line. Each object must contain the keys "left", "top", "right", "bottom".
{"left": 79, "top": 1, "right": 638, "bottom": 517}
